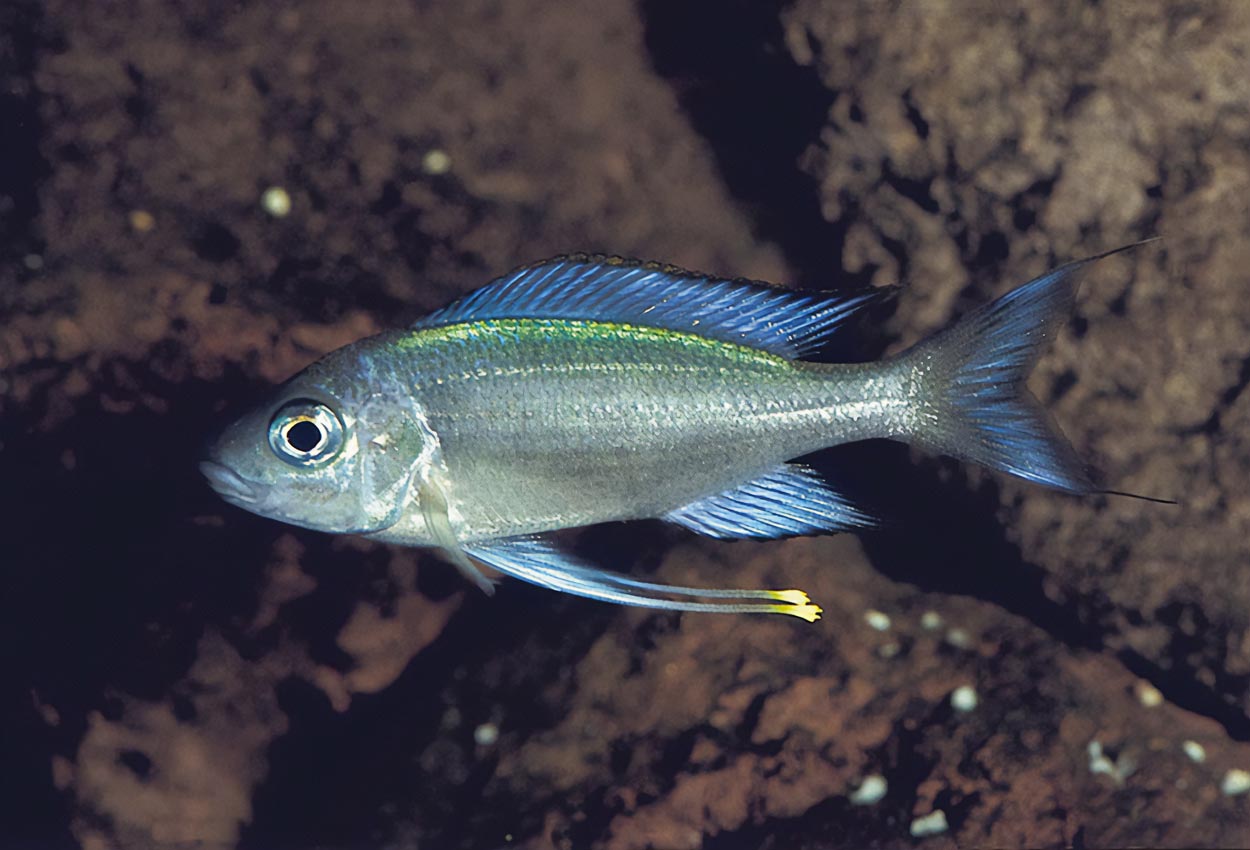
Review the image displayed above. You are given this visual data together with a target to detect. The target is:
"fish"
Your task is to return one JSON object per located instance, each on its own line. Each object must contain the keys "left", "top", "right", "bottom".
{"left": 201, "top": 246, "right": 1141, "bottom": 622}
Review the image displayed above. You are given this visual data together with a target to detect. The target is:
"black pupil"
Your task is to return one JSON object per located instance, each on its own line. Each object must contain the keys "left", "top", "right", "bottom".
{"left": 285, "top": 419, "right": 323, "bottom": 453}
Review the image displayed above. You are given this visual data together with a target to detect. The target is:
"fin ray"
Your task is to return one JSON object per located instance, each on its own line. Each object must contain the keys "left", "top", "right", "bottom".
{"left": 663, "top": 463, "right": 878, "bottom": 539}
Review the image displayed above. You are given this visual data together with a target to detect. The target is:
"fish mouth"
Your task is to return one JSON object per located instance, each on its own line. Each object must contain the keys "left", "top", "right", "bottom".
{"left": 199, "top": 461, "right": 263, "bottom": 506}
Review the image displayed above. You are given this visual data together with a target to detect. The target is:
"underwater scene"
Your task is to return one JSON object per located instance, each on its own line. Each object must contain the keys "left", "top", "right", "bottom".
{"left": 2, "top": 1, "right": 1250, "bottom": 848}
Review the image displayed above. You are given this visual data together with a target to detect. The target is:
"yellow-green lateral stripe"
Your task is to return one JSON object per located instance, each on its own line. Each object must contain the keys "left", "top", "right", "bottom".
{"left": 395, "top": 318, "right": 794, "bottom": 367}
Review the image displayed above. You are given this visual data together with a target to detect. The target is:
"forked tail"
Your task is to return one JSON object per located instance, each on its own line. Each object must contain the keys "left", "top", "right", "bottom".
{"left": 897, "top": 244, "right": 1149, "bottom": 493}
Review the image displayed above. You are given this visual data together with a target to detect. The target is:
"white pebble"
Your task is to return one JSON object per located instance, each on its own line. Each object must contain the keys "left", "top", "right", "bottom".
{"left": 128, "top": 209, "right": 155, "bottom": 232}
{"left": 473, "top": 722, "right": 499, "bottom": 746}
{"left": 864, "top": 610, "right": 891, "bottom": 631}
{"left": 22, "top": 253, "right": 43, "bottom": 271}
{"left": 909, "top": 809, "right": 949, "bottom": 838}
{"left": 849, "top": 774, "right": 888, "bottom": 806}
{"left": 261, "top": 186, "right": 292, "bottom": 218}
{"left": 944, "top": 627, "right": 972, "bottom": 649}
{"left": 1087, "top": 739, "right": 1135, "bottom": 785}
{"left": 1181, "top": 740, "right": 1206, "bottom": 763}
{"left": 951, "top": 685, "right": 978, "bottom": 713}
{"left": 1135, "top": 681, "right": 1163, "bottom": 708}
{"left": 422, "top": 149, "right": 452, "bottom": 175}
{"left": 920, "top": 610, "right": 943, "bottom": 630}
{"left": 876, "top": 641, "right": 901, "bottom": 659}
{"left": 1222, "top": 768, "right": 1250, "bottom": 796}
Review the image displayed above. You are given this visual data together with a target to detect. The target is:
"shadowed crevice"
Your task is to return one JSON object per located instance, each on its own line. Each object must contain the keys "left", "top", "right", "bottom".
{"left": 0, "top": 359, "right": 275, "bottom": 846}
{"left": 638, "top": 0, "right": 867, "bottom": 291}
{"left": 0, "top": 4, "right": 70, "bottom": 844}
{"left": 0, "top": 0, "right": 51, "bottom": 272}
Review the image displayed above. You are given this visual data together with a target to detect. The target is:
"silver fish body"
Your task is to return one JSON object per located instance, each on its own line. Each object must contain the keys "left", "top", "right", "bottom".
{"left": 375, "top": 323, "right": 901, "bottom": 543}
{"left": 203, "top": 251, "right": 1127, "bottom": 619}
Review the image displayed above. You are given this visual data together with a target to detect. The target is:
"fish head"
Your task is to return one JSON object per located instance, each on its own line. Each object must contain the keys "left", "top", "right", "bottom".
{"left": 201, "top": 351, "right": 432, "bottom": 536}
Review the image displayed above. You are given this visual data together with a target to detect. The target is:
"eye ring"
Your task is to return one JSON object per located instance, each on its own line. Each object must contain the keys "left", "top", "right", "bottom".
{"left": 268, "top": 400, "right": 344, "bottom": 467}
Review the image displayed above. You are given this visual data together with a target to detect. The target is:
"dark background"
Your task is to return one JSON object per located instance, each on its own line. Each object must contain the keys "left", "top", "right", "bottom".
{"left": 2, "top": 1, "right": 1250, "bottom": 847}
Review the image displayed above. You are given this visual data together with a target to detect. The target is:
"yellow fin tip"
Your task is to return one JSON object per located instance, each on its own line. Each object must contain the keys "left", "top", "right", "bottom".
{"left": 770, "top": 588, "right": 812, "bottom": 606}
{"left": 784, "top": 603, "right": 822, "bottom": 623}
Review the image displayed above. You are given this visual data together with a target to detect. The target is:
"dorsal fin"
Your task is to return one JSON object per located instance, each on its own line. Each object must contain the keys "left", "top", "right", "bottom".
{"left": 415, "top": 255, "right": 895, "bottom": 359}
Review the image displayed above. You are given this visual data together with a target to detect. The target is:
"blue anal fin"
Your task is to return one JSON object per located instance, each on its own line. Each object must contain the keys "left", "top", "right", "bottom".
{"left": 663, "top": 463, "right": 877, "bottom": 540}
{"left": 463, "top": 536, "right": 821, "bottom": 621}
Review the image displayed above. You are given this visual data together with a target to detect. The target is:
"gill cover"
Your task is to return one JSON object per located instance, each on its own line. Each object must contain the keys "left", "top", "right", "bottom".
{"left": 350, "top": 391, "right": 496, "bottom": 591}
{"left": 350, "top": 393, "right": 431, "bottom": 533}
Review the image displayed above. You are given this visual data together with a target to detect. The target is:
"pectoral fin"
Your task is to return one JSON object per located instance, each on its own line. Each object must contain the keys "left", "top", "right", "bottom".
{"left": 463, "top": 535, "right": 821, "bottom": 621}
{"left": 419, "top": 479, "right": 498, "bottom": 595}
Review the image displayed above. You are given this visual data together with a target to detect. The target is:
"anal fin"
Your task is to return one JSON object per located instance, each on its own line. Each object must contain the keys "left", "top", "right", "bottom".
{"left": 663, "top": 463, "right": 877, "bottom": 540}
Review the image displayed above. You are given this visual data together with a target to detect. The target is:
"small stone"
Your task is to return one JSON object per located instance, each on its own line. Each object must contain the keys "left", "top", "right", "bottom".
{"left": 920, "top": 610, "right": 943, "bottom": 630}
{"left": 473, "top": 722, "right": 499, "bottom": 746}
{"left": 951, "top": 685, "right": 978, "bottom": 713}
{"left": 1135, "top": 681, "right": 1163, "bottom": 708}
{"left": 261, "top": 186, "right": 292, "bottom": 218}
{"left": 22, "top": 253, "right": 43, "bottom": 271}
{"left": 1088, "top": 739, "right": 1135, "bottom": 785}
{"left": 909, "top": 809, "right": 949, "bottom": 838}
{"left": 944, "top": 627, "right": 972, "bottom": 649}
{"left": 876, "top": 641, "right": 901, "bottom": 659}
{"left": 849, "top": 774, "right": 887, "bottom": 806}
{"left": 422, "top": 149, "right": 452, "bottom": 175}
{"left": 864, "top": 609, "right": 891, "bottom": 631}
{"left": 129, "top": 209, "right": 155, "bottom": 232}
{"left": 1222, "top": 768, "right": 1250, "bottom": 796}
{"left": 1181, "top": 740, "right": 1206, "bottom": 763}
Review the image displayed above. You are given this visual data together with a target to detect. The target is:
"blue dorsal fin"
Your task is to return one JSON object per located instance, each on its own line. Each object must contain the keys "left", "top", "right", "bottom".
{"left": 415, "top": 255, "right": 895, "bottom": 359}
{"left": 663, "top": 463, "right": 878, "bottom": 539}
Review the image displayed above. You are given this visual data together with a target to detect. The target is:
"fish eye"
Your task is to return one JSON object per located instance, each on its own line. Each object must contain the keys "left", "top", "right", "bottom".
{"left": 267, "top": 400, "right": 344, "bottom": 468}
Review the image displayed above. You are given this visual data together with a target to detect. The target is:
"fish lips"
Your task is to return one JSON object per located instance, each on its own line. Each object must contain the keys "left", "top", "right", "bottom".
{"left": 199, "top": 460, "right": 267, "bottom": 508}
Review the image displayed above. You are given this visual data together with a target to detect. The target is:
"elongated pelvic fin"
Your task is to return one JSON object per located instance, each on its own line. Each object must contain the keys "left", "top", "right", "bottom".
{"left": 663, "top": 462, "right": 877, "bottom": 539}
{"left": 419, "top": 479, "right": 498, "bottom": 595}
{"left": 463, "top": 536, "right": 821, "bottom": 621}
{"left": 414, "top": 254, "right": 895, "bottom": 360}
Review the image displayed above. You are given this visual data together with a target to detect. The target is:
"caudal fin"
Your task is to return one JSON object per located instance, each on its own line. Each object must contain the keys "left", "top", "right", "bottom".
{"left": 900, "top": 244, "right": 1148, "bottom": 493}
